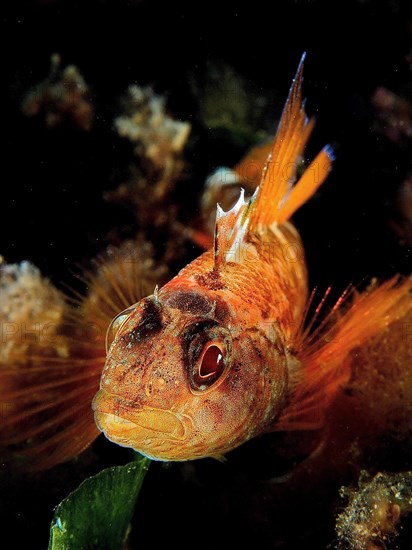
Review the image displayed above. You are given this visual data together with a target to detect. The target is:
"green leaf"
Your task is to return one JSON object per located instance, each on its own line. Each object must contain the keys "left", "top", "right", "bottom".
{"left": 48, "top": 456, "right": 150, "bottom": 550}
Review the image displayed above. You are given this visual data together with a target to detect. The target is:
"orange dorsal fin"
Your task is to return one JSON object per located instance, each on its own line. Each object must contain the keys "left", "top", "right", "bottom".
{"left": 214, "top": 188, "right": 252, "bottom": 267}
{"left": 275, "top": 276, "right": 412, "bottom": 432}
{"left": 213, "top": 54, "right": 333, "bottom": 267}
{"left": 247, "top": 53, "right": 334, "bottom": 233}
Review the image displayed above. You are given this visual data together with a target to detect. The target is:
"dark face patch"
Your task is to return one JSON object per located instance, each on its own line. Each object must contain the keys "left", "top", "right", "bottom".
{"left": 164, "top": 290, "right": 213, "bottom": 316}
{"left": 122, "top": 297, "right": 163, "bottom": 344}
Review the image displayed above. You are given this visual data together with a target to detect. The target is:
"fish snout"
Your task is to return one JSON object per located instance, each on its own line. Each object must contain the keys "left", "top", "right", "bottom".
{"left": 93, "top": 389, "right": 193, "bottom": 453}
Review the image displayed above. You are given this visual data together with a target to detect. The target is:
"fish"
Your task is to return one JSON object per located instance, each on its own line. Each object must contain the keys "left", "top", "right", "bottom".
{"left": 1, "top": 55, "right": 411, "bottom": 470}
{"left": 92, "top": 56, "right": 412, "bottom": 462}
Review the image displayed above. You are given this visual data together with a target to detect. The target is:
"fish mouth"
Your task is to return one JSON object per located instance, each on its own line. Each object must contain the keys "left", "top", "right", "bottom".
{"left": 92, "top": 389, "right": 193, "bottom": 454}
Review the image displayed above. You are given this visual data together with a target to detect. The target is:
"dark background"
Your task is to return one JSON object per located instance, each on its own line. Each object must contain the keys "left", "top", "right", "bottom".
{"left": 2, "top": 1, "right": 412, "bottom": 548}
{"left": 3, "top": 0, "right": 412, "bottom": 285}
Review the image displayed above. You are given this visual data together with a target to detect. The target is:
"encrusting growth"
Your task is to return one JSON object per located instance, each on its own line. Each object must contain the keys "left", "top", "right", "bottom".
{"left": 337, "top": 471, "right": 412, "bottom": 549}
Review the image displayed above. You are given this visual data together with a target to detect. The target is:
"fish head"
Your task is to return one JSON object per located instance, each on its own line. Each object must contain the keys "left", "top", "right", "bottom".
{"left": 93, "top": 286, "right": 287, "bottom": 461}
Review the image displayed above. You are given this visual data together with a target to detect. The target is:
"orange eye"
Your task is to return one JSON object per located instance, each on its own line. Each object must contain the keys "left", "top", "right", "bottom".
{"left": 105, "top": 305, "right": 136, "bottom": 353}
{"left": 199, "top": 345, "right": 224, "bottom": 378}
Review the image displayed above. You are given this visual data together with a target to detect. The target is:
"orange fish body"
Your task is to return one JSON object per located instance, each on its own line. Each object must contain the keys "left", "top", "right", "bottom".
{"left": 92, "top": 58, "right": 336, "bottom": 460}
{"left": 1, "top": 56, "right": 412, "bottom": 471}
{"left": 93, "top": 221, "right": 306, "bottom": 460}
{"left": 93, "top": 57, "right": 412, "bottom": 462}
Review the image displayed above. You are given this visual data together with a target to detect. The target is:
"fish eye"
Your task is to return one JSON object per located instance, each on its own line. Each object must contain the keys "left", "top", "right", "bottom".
{"left": 192, "top": 341, "right": 228, "bottom": 391}
{"left": 184, "top": 321, "right": 232, "bottom": 392}
{"left": 199, "top": 344, "right": 224, "bottom": 378}
{"left": 105, "top": 305, "right": 136, "bottom": 353}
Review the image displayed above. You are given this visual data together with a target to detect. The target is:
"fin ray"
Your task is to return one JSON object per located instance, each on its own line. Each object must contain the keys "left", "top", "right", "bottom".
{"left": 213, "top": 188, "right": 250, "bottom": 267}
{"left": 275, "top": 276, "right": 412, "bottom": 431}
{"left": 277, "top": 146, "right": 334, "bottom": 224}
{"left": 247, "top": 54, "right": 333, "bottom": 233}
{"left": 211, "top": 55, "right": 333, "bottom": 266}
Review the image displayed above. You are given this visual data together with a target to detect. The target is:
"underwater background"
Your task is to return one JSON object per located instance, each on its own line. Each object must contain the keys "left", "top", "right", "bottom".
{"left": 2, "top": 0, "right": 412, "bottom": 548}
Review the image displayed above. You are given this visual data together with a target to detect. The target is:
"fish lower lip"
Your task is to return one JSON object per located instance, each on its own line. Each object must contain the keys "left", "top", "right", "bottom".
{"left": 93, "top": 390, "right": 187, "bottom": 440}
